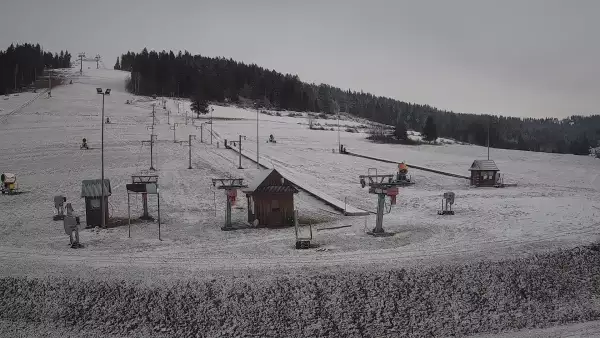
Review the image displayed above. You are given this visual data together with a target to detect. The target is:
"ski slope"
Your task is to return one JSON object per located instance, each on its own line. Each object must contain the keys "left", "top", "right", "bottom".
{"left": 1, "top": 62, "right": 600, "bottom": 281}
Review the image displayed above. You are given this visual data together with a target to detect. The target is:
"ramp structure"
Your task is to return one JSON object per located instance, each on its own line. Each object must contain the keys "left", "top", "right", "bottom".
{"left": 223, "top": 143, "right": 369, "bottom": 216}
{"left": 344, "top": 151, "right": 469, "bottom": 180}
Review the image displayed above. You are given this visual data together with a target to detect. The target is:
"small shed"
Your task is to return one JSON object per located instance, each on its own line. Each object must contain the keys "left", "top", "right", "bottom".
{"left": 469, "top": 160, "right": 499, "bottom": 187}
{"left": 243, "top": 169, "right": 298, "bottom": 227}
{"left": 81, "top": 179, "right": 111, "bottom": 227}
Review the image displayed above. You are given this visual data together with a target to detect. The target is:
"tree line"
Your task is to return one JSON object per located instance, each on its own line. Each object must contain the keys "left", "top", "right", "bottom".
{"left": 0, "top": 43, "right": 71, "bottom": 95}
{"left": 117, "top": 48, "right": 598, "bottom": 155}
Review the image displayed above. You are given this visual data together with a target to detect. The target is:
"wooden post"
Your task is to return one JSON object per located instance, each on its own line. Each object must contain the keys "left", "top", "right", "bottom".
{"left": 158, "top": 192, "right": 161, "bottom": 241}
{"left": 127, "top": 193, "right": 131, "bottom": 238}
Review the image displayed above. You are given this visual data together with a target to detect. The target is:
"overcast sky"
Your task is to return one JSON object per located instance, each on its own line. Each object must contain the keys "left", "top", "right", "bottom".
{"left": 1, "top": 0, "right": 598, "bottom": 118}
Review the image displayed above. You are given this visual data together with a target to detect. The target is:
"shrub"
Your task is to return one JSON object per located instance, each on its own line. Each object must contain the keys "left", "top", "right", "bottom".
{"left": 3, "top": 246, "right": 600, "bottom": 337}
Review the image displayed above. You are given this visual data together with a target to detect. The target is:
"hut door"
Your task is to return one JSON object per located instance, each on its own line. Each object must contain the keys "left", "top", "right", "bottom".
{"left": 269, "top": 199, "right": 282, "bottom": 226}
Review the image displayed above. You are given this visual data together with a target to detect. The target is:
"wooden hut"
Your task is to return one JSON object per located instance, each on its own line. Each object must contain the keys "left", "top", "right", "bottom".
{"left": 468, "top": 160, "right": 499, "bottom": 187}
{"left": 243, "top": 169, "right": 298, "bottom": 227}
{"left": 81, "top": 179, "right": 111, "bottom": 227}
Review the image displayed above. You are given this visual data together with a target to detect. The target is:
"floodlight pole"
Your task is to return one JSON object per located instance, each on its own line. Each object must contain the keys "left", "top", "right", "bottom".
{"left": 487, "top": 117, "right": 490, "bottom": 160}
{"left": 338, "top": 107, "right": 341, "bottom": 152}
{"left": 101, "top": 92, "right": 105, "bottom": 228}
{"left": 210, "top": 107, "right": 214, "bottom": 145}
{"left": 97, "top": 88, "right": 110, "bottom": 228}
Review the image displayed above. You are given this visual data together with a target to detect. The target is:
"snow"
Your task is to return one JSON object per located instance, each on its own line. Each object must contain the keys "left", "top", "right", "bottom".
{"left": 3, "top": 62, "right": 600, "bottom": 337}
{"left": 227, "top": 144, "right": 369, "bottom": 215}
{"left": 0, "top": 90, "right": 46, "bottom": 124}
{"left": 1, "top": 62, "right": 600, "bottom": 280}
{"left": 469, "top": 319, "right": 600, "bottom": 338}
{"left": 406, "top": 130, "right": 462, "bottom": 145}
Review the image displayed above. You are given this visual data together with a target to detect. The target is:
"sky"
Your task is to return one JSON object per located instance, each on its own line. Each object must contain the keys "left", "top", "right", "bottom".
{"left": 1, "top": 0, "right": 599, "bottom": 118}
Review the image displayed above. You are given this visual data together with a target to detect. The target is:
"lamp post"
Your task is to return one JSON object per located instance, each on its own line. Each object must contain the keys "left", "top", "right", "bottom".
{"left": 96, "top": 87, "right": 110, "bottom": 228}
{"left": 210, "top": 107, "right": 214, "bottom": 145}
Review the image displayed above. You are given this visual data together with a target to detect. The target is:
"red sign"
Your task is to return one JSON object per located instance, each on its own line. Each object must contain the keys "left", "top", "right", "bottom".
{"left": 386, "top": 187, "right": 399, "bottom": 196}
{"left": 227, "top": 189, "right": 237, "bottom": 205}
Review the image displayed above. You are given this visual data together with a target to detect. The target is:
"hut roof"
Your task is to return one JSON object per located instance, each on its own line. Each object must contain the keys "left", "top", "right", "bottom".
{"left": 81, "top": 179, "right": 112, "bottom": 197}
{"left": 469, "top": 160, "right": 499, "bottom": 171}
{"left": 244, "top": 169, "right": 298, "bottom": 194}
{"left": 245, "top": 170, "right": 272, "bottom": 193}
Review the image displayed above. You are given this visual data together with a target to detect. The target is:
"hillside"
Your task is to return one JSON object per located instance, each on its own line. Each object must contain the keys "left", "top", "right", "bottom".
{"left": 119, "top": 49, "right": 598, "bottom": 155}
{"left": 1, "top": 61, "right": 599, "bottom": 274}
{"left": 2, "top": 60, "right": 600, "bottom": 337}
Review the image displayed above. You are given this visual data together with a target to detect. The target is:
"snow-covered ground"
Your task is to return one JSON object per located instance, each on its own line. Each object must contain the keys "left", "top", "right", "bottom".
{"left": 1, "top": 61, "right": 600, "bottom": 280}
{"left": 4, "top": 61, "right": 600, "bottom": 337}
{"left": 0, "top": 91, "right": 44, "bottom": 123}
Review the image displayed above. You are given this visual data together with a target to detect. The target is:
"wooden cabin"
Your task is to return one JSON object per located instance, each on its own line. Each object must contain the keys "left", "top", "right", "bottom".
{"left": 81, "top": 179, "right": 111, "bottom": 227}
{"left": 469, "top": 160, "right": 499, "bottom": 187}
{"left": 243, "top": 169, "right": 298, "bottom": 227}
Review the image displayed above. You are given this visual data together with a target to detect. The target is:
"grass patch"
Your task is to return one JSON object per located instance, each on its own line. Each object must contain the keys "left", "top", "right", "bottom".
{"left": 3, "top": 246, "right": 600, "bottom": 337}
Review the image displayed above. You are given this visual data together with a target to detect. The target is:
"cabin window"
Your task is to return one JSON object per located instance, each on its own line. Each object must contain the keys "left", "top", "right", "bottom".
{"left": 90, "top": 199, "right": 100, "bottom": 209}
{"left": 271, "top": 199, "right": 280, "bottom": 211}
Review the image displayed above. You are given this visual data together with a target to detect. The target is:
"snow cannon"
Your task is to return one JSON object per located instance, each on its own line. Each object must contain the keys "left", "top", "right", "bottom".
{"left": 398, "top": 162, "right": 408, "bottom": 174}
{"left": 395, "top": 162, "right": 413, "bottom": 185}
{"left": 1, "top": 173, "right": 18, "bottom": 194}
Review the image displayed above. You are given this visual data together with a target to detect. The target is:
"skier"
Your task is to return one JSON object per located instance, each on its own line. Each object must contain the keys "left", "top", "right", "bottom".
{"left": 80, "top": 138, "right": 89, "bottom": 150}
